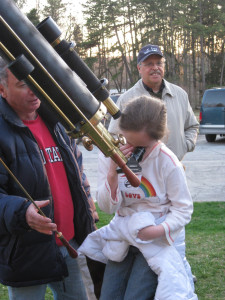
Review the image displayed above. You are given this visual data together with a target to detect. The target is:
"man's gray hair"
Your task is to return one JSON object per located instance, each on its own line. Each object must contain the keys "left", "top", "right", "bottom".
{"left": 0, "top": 57, "right": 8, "bottom": 86}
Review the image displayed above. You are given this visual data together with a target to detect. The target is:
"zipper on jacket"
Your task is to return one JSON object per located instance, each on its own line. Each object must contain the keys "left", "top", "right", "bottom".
{"left": 62, "top": 276, "right": 66, "bottom": 292}
{"left": 54, "top": 126, "right": 95, "bottom": 232}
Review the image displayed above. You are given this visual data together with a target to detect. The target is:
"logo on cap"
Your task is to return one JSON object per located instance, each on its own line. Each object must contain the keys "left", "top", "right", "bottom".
{"left": 144, "top": 47, "right": 159, "bottom": 54}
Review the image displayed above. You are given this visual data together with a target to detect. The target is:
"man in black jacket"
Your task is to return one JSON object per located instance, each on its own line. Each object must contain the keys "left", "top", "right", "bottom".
{"left": 0, "top": 56, "right": 101, "bottom": 299}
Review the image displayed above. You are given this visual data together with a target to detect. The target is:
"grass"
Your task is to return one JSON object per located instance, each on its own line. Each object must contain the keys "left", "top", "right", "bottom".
{"left": 0, "top": 202, "right": 224, "bottom": 300}
{"left": 185, "top": 202, "right": 225, "bottom": 300}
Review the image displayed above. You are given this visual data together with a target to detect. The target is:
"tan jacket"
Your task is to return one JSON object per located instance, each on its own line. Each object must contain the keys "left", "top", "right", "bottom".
{"left": 108, "top": 79, "right": 199, "bottom": 160}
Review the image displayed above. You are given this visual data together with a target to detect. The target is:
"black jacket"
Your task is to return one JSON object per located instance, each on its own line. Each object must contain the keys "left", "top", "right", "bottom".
{"left": 0, "top": 97, "right": 96, "bottom": 287}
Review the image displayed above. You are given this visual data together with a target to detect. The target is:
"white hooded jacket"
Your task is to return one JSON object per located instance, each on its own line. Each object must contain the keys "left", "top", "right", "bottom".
{"left": 79, "top": 143, "right": 198, "bottom": 299}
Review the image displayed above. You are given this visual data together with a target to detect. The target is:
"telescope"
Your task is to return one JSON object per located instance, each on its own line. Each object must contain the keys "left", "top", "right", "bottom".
{"left": 0, "top": 0, "right": 140, "bottom": 187}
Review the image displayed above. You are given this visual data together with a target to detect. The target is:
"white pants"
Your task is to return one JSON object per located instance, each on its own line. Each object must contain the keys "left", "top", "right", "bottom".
{"left": 79, "top": 212, "right": 198, "bottom": 300}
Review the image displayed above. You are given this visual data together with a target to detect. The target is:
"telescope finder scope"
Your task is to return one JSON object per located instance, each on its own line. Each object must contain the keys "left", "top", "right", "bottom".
{"left": 37, "top": 17, "right": 121, "bottom": 120}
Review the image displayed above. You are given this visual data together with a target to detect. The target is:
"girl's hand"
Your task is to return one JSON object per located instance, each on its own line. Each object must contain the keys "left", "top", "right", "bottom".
{"left": 120, "top": 144, "right": 134, "bottom": 158}
{"left": 108, "top": 143, "right": 134, "bottom": 174}
{"left": 107, "top": 143, "right": 134, "bottom": 199}
{"left": 137, "top": 224, "right": 165, "bottom": 241}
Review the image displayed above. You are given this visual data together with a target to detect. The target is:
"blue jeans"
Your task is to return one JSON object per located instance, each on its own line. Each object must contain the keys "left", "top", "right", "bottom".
{"left": 100, "top": 246, "right": 157, "bottom": 300}
{"left": 8, "top": 239, "right": 88, "bottom": 300}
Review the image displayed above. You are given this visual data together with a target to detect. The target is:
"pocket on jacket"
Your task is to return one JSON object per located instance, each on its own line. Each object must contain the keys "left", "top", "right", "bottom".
{"left": 0, "top": 235, "right": 18, "bottom": 265}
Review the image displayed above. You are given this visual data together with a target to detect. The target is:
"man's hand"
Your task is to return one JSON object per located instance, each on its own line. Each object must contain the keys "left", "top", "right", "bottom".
{"left": 26, "top": 200, "right": 57, "bottom": 235}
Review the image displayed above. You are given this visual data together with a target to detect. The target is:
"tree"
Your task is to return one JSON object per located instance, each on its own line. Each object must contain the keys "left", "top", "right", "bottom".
{"left": 13, "top": 0, "right": 26, "bottom": 8}
{"left": 42, "top": 0, "right": 66, "bottom": 27}
{"left": 80, "top": 0, "right": 225, "bottom": 104}
{"left": 26, "top": 8, "right": 40, "bottom": 26}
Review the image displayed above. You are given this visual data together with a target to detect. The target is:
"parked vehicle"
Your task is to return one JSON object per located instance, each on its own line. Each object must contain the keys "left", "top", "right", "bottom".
{"left": 199, "top": 87, "right": 225, "bottom": 142}
{"left": 110, "top": 93, "right": 122, "bottom": 104}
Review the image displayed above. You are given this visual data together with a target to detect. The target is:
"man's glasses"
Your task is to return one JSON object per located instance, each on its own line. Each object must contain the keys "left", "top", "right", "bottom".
{"left": 141, "top": 62, "right": 164, "bottom": 68}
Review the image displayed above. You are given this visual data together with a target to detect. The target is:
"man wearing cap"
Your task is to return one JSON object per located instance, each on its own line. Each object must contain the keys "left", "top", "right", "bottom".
{"left": 109, "top": 44, "right": 199, "bottom": 161}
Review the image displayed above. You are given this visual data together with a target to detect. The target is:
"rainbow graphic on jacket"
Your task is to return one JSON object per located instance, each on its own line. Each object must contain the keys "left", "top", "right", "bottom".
{"left": 139, "top": 176, "right": 156, "bottom": 197}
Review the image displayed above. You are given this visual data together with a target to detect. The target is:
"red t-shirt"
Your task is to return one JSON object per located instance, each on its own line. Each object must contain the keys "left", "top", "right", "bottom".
{"left": 23, "top": 115, "right": 75, "bottom": 246}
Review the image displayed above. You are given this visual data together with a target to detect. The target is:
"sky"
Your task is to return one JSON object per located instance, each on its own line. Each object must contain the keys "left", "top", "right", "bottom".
{"left": 22, "top": 0, "right": 85, "bottom": 23}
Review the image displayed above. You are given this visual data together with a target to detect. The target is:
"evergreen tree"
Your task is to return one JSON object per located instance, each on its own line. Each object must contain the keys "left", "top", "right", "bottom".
{"left": 42, "top": 0, "right": 66, "bottom": 27}
{"left": 26, "top": 8, "right": 40, "bottom": 26}
{"left": 13, "top": 0, "right": 26, "bottom": 8}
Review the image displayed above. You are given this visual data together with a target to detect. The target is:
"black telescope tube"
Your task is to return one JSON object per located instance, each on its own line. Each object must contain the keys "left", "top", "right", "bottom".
{"left": 8, "top": 55, "right": 35, "bottom": 81}
{"left": 0, "top": 1, "right": 101, "bottom": 132}
{"left": 56, "top": 40, "right": 108, "bottom": 101}
{"left": 37, "top": 17, "right": 121, "bottom": 119}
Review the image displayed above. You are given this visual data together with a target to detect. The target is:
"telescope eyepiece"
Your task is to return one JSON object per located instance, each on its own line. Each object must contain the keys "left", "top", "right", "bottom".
{"left": 130, "top": 147, "right": 146, "bottom": 163}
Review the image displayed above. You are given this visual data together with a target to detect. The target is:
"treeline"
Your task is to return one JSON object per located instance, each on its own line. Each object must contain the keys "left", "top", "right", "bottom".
{"left": 81, "top": 0, "right": 225, "bottom": 107}
{"left": 17, "top": 0, "right": 225, "bottom": 107}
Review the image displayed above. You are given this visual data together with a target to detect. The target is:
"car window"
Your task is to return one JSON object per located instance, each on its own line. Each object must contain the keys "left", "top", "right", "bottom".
{"left": 203, "top": 90, "right": 225, "bottom": 107}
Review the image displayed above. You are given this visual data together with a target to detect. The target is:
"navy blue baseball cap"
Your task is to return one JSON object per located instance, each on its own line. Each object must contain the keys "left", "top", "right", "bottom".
{"left": 137, "top": 44, "right": 163, "bottom": 64}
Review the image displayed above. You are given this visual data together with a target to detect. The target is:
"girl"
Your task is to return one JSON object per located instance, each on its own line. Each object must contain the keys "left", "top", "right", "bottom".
{"left": 79, "top": 96, "right": 197, "bottom": 300}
